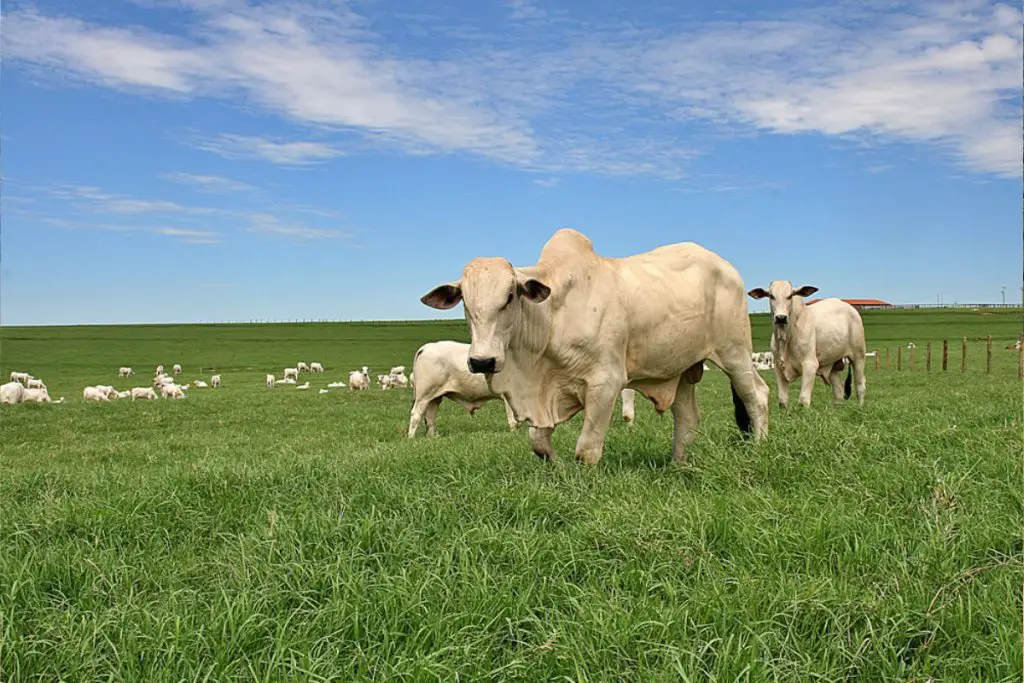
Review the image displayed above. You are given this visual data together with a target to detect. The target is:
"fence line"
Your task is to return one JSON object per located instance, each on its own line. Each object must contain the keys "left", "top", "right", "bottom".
{"left": 871, "top": 335, "right": 1023, "bottom": 377}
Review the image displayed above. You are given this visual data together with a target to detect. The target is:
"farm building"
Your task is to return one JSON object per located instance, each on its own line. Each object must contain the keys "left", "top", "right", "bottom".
{"left": 806, "top": 298, "right": 891, "bottom": 309}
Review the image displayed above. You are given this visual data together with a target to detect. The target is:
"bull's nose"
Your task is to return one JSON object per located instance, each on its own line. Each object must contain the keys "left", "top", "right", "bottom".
{"left": 774, "top": 315, "right": 788, "bottom": 325}
{"left": 468, "top": 356, "right": 497, "bottom": 374}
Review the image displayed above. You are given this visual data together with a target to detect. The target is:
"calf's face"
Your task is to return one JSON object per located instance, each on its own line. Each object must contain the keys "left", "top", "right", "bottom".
{"left": 748, "top": 280, "right": 818, "bottom": 329}
{"left": 421, "top": 257, "right": 550, "bottom": 374}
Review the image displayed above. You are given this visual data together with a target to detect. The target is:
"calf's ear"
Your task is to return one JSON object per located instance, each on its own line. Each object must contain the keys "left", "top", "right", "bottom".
{"left": 421, "top": 281, "right": 463, "bottom": 309}
{"left": 747, "top": 287, "right": 770, "bottom": 299}
{"left": 793, "top": 285, "right": 818, "bottom": 298}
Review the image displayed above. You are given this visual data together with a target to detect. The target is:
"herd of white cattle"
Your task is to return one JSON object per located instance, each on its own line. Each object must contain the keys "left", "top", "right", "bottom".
{"left": 0, "top": 364, "right": 225, "bottom": 404}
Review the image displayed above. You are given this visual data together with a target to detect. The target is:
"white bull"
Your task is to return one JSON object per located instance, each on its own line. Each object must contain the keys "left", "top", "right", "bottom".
{"left": 1, "top": 381, "right": 27, "bottom": 404}
{"left": 419, "top": 229, "right": 766, "bottom": 468}
{"left": 748, "top": 281, "right": 866, "bottom": 407}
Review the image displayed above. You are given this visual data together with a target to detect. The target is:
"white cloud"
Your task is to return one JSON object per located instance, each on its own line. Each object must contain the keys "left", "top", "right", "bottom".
{"left": 189, "top": 133, "right": 345, "bottom": 165}
{"left": 533, "top": 176, "right": 561, "bottom": 187}
{"left": 163, "top": 171, "right": 252, "bottom": 191}
{"left": 3, "top": 0, "right": 1021, "bottom": 179}
{"left": 48, "top": 184, "right": 217, "bottom": 214}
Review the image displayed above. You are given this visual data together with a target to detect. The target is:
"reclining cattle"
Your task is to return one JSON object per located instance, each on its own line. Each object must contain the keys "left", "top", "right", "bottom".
{"left": 420, "top": 228, "right": 769, "bottom": 464}
{"left": 1, "top": 381, "right": 26, "bottom": 404}
{"left": 748, "top": 281, "right": 866, "bottom": 407}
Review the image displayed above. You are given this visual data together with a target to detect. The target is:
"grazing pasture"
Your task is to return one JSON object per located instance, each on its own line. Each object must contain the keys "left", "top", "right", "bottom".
{"left": 1, "top": 309, "right": 1021, "bottom": 681}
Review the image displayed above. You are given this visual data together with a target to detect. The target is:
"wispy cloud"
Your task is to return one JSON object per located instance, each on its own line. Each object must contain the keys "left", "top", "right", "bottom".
{"left": 865, "top": 164, "right": 894, "bottom": 174}
{"left": 244, "top": 213, "right": 353, "bottom": 241}
{"left": 3, "top": 0, "right": 1021, "bottom": 179}
{"left": 48, "top": 184, "right": 218, "bottom": 215}
{"left": 188, "top": 133, "right": 345, "bottom": 165}
{"left": 533, "top": 176, "right": 561, "bottom": 188}
{"left": 153, "top": 227, "right": 224, "bottom": 244}
{"left": 163, "top": 171, "right": 252, "bottom": 192}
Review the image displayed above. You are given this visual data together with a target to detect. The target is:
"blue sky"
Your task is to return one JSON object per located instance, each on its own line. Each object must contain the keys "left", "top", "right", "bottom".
{"left": 2, "top": 0, "right": 1021, "bottom": 326}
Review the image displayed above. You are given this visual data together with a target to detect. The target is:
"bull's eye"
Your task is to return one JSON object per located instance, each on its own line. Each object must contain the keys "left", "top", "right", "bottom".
{"left": 505, "top": 292, "right": 514, "bottom": 307}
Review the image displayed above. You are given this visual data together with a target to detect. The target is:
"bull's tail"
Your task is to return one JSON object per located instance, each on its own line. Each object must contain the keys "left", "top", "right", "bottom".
{"left": 731, "top": 384, "right": 752, "bottom": 436}
{"left": 843, "top": 362, "right": 852, "bottom": 400}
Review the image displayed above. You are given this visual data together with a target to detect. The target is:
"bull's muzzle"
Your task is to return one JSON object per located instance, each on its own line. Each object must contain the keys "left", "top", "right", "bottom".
{"left": 468, "top": 356, "right": 497, "bottom": 374}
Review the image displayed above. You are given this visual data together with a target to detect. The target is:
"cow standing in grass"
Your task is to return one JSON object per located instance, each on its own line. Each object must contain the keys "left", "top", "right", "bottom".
{"left": 421, "top": 228, "right": 769, "bottom": 465}
{"left": 748, "top": 281, "right": 866, "bottom": 408}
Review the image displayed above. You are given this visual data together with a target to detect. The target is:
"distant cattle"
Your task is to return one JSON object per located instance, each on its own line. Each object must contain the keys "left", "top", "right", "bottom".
{"left": 131, "top": 387, "right": 159, "bottom": 401}
{"left": 297, "top": 362, "right": 310, "bottom": 373}
{"left": 118, "top": 366, "right": 135, "bottom": 378}
{"left": 172, "top": 364, "right": 183, "bottom": 375}
{"left": 310, "top": 362, "right": 324, "bottom": 373}
{"left": 266, "top": 374, "right": 276, "bottom": 388}
{"left": 1, "top": 381, "right": 27, "bottom": 404}
{"left": 211, "top": 374, "right": 221, "bottom": 388}
{"left": 748, "top": 281, "right": 866, "bottom": 407}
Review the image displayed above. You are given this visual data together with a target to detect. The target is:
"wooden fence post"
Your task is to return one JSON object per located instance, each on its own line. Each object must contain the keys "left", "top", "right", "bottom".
{"left": 942, "top": 340, "right": 948, "bottom": 371}
{"left": 961, "top": 336, "right": 967, "bottom": 373}
{"left": 897, "top": 346, "right": 902, "bottom": 371}
{"left": 926, "top": 342, "right": 932, "bottom": 371}
{"left": 986, "top": 336, "right": 992, "bottom": 374}
{"left": 874, "top": 350, "right": 879, "bottom": 371}
{"left": 910, "top": 345, "right": 915, "bottom": 370}
{"left": 885, "top": 346, "right": 890, "bottom": 369}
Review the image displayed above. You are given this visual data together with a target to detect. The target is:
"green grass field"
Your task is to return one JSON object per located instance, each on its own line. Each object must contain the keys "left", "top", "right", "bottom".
{"left": 2, "top": 309, "right": 1022, "bottom": 681}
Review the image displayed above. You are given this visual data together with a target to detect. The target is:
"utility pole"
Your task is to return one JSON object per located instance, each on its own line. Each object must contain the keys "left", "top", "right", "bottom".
{"left": 1001, "top": 286, "right": 1006, "bottom": 305}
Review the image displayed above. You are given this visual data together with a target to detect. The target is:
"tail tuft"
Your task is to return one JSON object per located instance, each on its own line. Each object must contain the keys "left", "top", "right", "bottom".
{"left": 731, "top": 385, "right": 752, "bottom": 436}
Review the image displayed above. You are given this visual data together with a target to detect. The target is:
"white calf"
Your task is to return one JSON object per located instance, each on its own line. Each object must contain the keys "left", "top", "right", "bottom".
{"left": 389, "top": 365, "right": 406, "bottom": 376}
{"left": 284, "top": 367, "right": 299, "bottom": 381}
{"left": 296, "top": 381, "right": 311, "bottom": 390}
{"left": 266, "top": 374, "right": 276, "bottom": 388}
{"left": 131, "top": 387, "right": 159, "bottom": 401}
{"left": 1, "top": 381, "right": 27, "bottom": 404}
{"left": 211, "top": 374, "right": 221, "bottom": 388}
{"left": 310, "top": 362, "right": 324, "bottom": 373}
{"left": 95, "top": 385, "right": 120, "bottom": 399}
{"left": 119, "top": 366, "right": 135, "bottom": 378}
{"left": 155, "top": 365, "right": 164, "bottom": 375}
{"left": 378, "top": 374, "right": 393, "bottom": 390}
{"left": 297, "top": 362, "right": 310, "bottom": 373}
{"left": 9, "top": 372, "right": 32, "bottom": 386}
{"left": 193, "top": 380, "right": 209, "bottom": 388}
{"left": 749, "top": 282, "right": 866, "bottom": 407}
{"left": 27, "top": 378, "right": 45, "bottom": 390}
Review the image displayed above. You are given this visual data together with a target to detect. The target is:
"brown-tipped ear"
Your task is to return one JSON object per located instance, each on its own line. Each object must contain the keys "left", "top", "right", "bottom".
{"left": 747, "top": 287, "right": 770, "bottom": 300}
{"left": 793, "top": 285, "right": 818, "bottom": 298}
{"left": 518, "top": 279, "right": 551, "bottom": 303}
{"left": 420, "top": 281, "right": 463, "bottom": 309}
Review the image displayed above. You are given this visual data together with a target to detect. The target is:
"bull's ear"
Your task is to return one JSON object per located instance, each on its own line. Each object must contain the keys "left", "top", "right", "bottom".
{"left": 793, "top": 285, "right": 818, "bottom": 298}
{"left": 519, "top": 279, "right": 551, "bottom": 303}
{"left": 421, "top": 281, "right": 463, "bottom": 309}
{"left": 747, "top": 287, "right": 770, "bottom": 300}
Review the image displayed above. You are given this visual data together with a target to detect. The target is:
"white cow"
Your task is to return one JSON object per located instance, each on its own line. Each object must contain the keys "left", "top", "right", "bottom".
{"left": 211, "top": 374, "right": 221, "bottom": 388}
{"left": 389, "top": 365, "right": 406, "bottom": 376}
{"left": 9, "top": 372, "right": 32, "bottom": 386}
{"left": 407, "top": 341, "right": 520, "bottom": 437}
{"left": 83, "top": 386, "right": 111, "bottom": 402}
{"left": 327, "top": 381, "right": 346, "bottom": 388}
{"left": 310, "top": 362, "right": 324, "bottom": 373}
{"left": 421, "top": 228, "right": 769, "bottom": 464}
{"left": 348, "top": 370, "right": 369, "bottom": 391}
{"left": 319, "top": 388, "right": 330, "bottom": 394}
{"left": 117, "top": 390, "right": 131, "bottom": 399}
{"left": 297, "top": 362, "right": 310, "bottom": 373}
{"left": 155, "top": 365, "right": 164, "bottom": 376}
{"left": 389, "top": 372, "right": 409, "bottom": 389}
{"left": 23, "top": 387, "right": 51, "bottom": 403}
{"left": 296, "top": 381, "right": 311, "bottom": 390}
{"left": 161, "top": 383, "right": 186, "bottom": 399}
{"left": 119, "top": 366, "right": 135, "bottom": 378}
{"left": 172, "top": 364, "right": 183, "bottom": 375}
{"left": 748, "top": 281, "right": 867, "bottom": 407}
{"left": 266, "top": 374, "right": 276, "bottom": 388}
{"left": 95, "top": 385, "right": 120, "bottom": 399}
{"left": 27, "top": 378, "right": 45, "bottom": 390}
{"left": 131, "top": 387, "right": 159, "bottom": 401}
{"left": 378, "top": 374, "right": 393, "bottom": 390}
{"left": 1, "top": 381, "right": 27, "bottom": 404}
{"left": 283, "top": 367, "right": 299, "bottom": 381}
{"left": 193, "top": 380, "right": 209, "bottom": 388}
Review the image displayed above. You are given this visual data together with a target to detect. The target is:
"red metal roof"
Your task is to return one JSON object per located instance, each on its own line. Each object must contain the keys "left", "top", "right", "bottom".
{"left": 806, "top": 298, "right": 891, "bottom": 306}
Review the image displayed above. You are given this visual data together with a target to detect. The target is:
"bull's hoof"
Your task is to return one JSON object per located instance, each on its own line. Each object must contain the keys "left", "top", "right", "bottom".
{"left": 533, "top": 449, "right": 553, "bottom": 461}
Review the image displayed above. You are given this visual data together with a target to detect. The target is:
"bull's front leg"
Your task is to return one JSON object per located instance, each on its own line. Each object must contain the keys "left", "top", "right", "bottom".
{"left": 574, "top": 383, "right": 619, "bottom": 466}
{"left": 529, "top": 426, "right": 556, "bottom": 460}
{"left": 774, "top": 363, "right": 791, "bottom": 409}
{"left": 798, "top": 360, "right": 818, "bottom": 407}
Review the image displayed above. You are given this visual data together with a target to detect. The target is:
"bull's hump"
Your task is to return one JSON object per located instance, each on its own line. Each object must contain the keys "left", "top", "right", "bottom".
{"left": 543, "top": 228, "right": 594, "bottom": 255}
